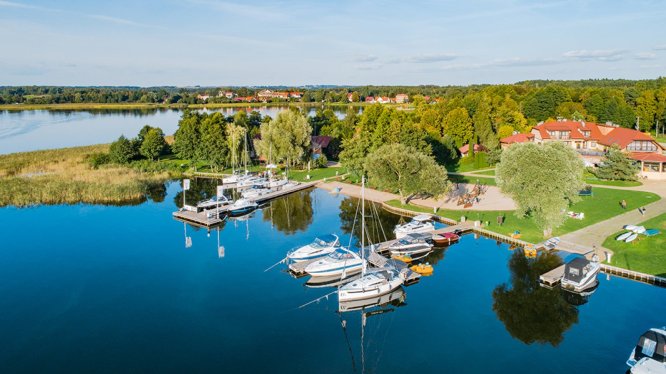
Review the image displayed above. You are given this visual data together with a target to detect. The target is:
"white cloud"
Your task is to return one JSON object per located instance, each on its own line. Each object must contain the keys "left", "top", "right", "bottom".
{"left": 654, "top": 44, "right": 666, "bottom": 51}
{"left": 563, "top": 49, "right": 625, "bottom": 61}
{"left": 635, "top": 52, "right": 656, "bottom": 60}
{"left": 353, "top": 55, "right": 378, "bottom": 63}
{"left": 406, "top": 53, "right": 458, "bottom": 63}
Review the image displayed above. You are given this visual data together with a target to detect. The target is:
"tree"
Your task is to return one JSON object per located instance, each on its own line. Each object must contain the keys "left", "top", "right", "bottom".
{"left": 442, "top": 108, "right": 474, "bottom": 147}
{"left": 139, "top": 128, "right": 167, "bottom": 161}
{"left": 339, "top": 135, "right": 371, "bottom": 178}
{"left": 473, "top": 98, "right": 498, "bottom": 149}
{"left": 255, "top": 110, "right": 311, "bottom": 168}
{"left": 592, "top": 145, "right": 639, "bottom": 181}
{"left": 523, "top": 86, "right": 571, "bottom": 121}
{"left": 172, "top": 111, "right": 201, "bottom": 160}
{"left": 198, "top": 117, "right": 228, "bottom": 170}
{"left": 109, "top": 135, "right": 139, "bottom": 164}
{"left": 496, "top": 142, "right": 585, "bottom": 237}
{"left": 366, "top": 144, "right": 450, "bottom": 204}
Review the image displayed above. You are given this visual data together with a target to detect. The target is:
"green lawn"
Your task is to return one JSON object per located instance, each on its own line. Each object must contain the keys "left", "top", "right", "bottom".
{"left": 448, "top": 174, "right": 497, "bottom": 186}
{"left": 288, "top": 167, "right": 346, "bottom": 182}
{"left": 602, "top": 213, "right": 666, "bottom": 276}
{"left": 473, "top": 169, "right": 496, "bottom": 176}
{"left": 386, "top": 187, "right": 660, "bottom": 243}
{"left": 583, "top": 172, "right": 642, "bottom": 187}
{"left": 450, "top": 162, "right": 492, "bottom": 173}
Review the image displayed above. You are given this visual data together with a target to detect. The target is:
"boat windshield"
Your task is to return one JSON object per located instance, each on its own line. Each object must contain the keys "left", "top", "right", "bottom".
{"left": 329, "top": 248, "right": 356, "bottom": 260}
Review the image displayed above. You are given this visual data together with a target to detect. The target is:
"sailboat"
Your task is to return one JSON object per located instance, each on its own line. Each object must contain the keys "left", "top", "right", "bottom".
{"left": 338, "top": 177, "right": 404, "bottom": 302}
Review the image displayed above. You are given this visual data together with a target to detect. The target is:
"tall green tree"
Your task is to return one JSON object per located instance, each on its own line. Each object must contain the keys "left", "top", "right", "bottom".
{"left": 591, "top": 145, "right": 640, "bottom": 181}
{"left": 255, "top": 110, "right": 311, "bottom": 167}
{"left": 523, "top": 86, "right": 571, "bottom": 121}
{"left": 366, "top": 144, "right": 450, "bottom": 204}
{"left": 496, "top": 142, "right": 585, "bottom": 237}
{"left": 172, "top": 111, "right": 201, "bottom": 160}
{"left": 109, "top": 135, "right": 139, "bottom": 164}
{"left": 198, "top": 116, "right": 228, "bottom": 170}
{"left": 473, "top": 98, "right": 498, "bottom": 149}
{"left": 442, "top": 107, "right": 474, "bottom": 147}
{"left": 139, "top": 128, "right": 167, "bottom": 161}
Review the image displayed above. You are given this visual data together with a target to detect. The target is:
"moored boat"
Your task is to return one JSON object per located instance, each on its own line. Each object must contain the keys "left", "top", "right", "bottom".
{"left": 304, "top": 248, "right": 365, "bottom": 277}
{"left": 228, "top": 198, "right": 258, "bottom": 216}
{"left": 287, "top": 234, "right": 340, "bottom": 263}
{"left": 394, "top": 214, "right": 435, "bottom": 239}
{"left": 196, "top": 194, "right": 231, "bottom": 210}
{"left": 432, "top": 232, "right": 460, "bottom": 246}
{"left": 560, "top": 254, "right": 600, "bottom": 293}
{"left": 338, "top": 268, "right": 404, "bottom": 302}
{"left": 388, "top": 233, "right": 433, "bottom": 258}
{"left": 626, "top": 327, "right": 666, "bottom": 374}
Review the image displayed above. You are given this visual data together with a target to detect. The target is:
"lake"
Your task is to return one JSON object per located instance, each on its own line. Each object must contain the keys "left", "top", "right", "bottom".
{"left": 0, "top": 184, "right": 663, "bottom": 373}
{"left": 0, "top": 107, "right": 349, "bottom": 154}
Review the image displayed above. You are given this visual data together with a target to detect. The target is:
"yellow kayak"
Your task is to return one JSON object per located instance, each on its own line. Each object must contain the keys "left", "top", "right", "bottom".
{"left": 410, "top": 263, "right": 434, "bottom": 276}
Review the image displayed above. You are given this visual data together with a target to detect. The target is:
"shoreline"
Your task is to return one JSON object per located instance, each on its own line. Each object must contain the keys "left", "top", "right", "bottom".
{"left": 0, "top": 102, "right": 382, "bottom": 111}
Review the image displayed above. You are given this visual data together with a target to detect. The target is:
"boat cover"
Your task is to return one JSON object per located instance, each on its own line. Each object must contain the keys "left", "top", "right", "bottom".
{"left": 412, "top": 214, "right": 432, "bottom": 222}
{"left": 632, "top": 329, "right": 666, "bottom": 364}
{"left": 563, "top": 257, "right": 591, "bottom": 284}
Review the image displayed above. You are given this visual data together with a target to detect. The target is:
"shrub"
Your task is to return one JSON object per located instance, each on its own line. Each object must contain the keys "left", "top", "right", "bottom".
{"left": 314, "top": 154, "right": 328, "bottom": 168}
{"left": 87, "top": 153, "right": 111, "bottom": 169}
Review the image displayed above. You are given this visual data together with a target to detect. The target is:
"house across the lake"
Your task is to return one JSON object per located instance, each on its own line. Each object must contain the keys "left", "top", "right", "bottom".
{"left": 500, "top": 119, "right": 666, "bottom": 179}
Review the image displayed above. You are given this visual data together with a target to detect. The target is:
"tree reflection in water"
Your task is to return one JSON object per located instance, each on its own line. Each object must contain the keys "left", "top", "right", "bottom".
{"left": 338, "top": 197, "right": 402, "bottom": 246}
{"left": 262, "top": 190, "right": 313, "bottom": 235}
{"left": 172, "top": 178, "right": 221, "bottom": 208}
{"left": 492, "top": 250, "right": 578, "bottom": 346}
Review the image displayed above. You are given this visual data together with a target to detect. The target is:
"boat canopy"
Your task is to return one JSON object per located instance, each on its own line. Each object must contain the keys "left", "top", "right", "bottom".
{"left": 405, "top": 233, "right": 432, "bottom": 241}
{"left": 412, "top": 214, "right": 432, "bottom": 222}
{"left": 563, "top": 257, "right": 592, "bottom": 283}
{"left": 314, "top": 234, "right": 338, "bottom": 246}
{"left": 633, "top": 328, "right": 666, "bottom": 363}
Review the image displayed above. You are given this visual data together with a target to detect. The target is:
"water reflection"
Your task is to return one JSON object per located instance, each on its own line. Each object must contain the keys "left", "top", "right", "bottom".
{"left": 338, "top": 197, "right": 402, "bottom": 245}
{"left": 492, "top": 250, "right": 579, "bottom": 346}
{"left": 262, "top": 190, "right": 313, "bottom": 235}
{"left": 172, "top": 178, "right": 220, "bottom": 208}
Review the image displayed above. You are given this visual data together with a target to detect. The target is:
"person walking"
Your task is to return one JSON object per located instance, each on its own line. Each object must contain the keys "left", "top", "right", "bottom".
{"left": 620, "top": 199, "right": 627, "bottom": 209}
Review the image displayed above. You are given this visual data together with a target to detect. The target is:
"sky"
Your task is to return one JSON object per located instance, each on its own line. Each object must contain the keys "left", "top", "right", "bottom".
{"left": 1, "top": 0, "right": 665, "bottom": 86}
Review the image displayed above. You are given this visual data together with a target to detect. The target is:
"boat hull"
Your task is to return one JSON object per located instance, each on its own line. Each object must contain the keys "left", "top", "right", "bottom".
{"left": 338, "top": 275, "right": 403, "bottom": 302}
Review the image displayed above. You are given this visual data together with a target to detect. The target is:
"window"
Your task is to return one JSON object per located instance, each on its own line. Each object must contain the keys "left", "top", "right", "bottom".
{"left": 643, "top": 162, "right": 661, "bottom": 172}
{"left": 627, "top": 141, "right": 658, "bottom": 152}
{"left": 560, "top": 131, "right": 570, "bottom": 140}
{"left": 641, "top": 338, "right": 657, "bottom": 357}
{"left": 582, "top": 130, "right": 590, "bottom": 137}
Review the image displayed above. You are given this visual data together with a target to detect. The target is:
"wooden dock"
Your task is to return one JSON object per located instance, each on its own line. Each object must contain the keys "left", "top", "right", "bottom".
{"left": 172, "top": 182, "right": 317, "bottom": 227}
{"left": 539, "top": 264, "right": 565, "bottom": 288}
{"left": 600, "top": 264, "right": 666, "bottom": 287}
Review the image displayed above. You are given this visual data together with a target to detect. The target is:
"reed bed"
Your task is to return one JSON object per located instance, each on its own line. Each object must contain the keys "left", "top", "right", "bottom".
{"left": 0, "top": 145, "right": 170, "bottom": 207}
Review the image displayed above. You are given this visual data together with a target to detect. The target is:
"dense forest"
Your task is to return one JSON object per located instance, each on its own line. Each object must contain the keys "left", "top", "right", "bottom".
{"left": 2, "top": 78, "right": 666, "bottom": 134}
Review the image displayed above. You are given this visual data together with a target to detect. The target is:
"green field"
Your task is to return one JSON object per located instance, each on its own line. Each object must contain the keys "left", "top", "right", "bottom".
{"left": 448, "top": 174, "right": 497, "bottom": 186}
{"left": 287, "top": 167, "right": 346, "bottom": 182}
{"left": 472, "top": 169, "right": 496, "bottom": 176}
{"left": 386, "top": 187, "right": 660, "bottom": 243}
{"left": 602, "top": 213, "right": 666, "bottom": 276}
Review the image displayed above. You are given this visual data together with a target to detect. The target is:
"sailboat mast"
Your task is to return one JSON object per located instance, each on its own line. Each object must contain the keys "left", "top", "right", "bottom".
{"left": 361, "top": 176, "right": 365, "bottom": 273}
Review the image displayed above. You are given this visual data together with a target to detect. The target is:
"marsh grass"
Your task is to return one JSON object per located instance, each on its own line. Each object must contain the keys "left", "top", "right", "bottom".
{"left": 0, "top": 145, "right": 171, "bottom": 206}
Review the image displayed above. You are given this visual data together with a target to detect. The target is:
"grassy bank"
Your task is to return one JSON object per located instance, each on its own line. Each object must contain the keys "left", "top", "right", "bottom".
{"left": 602, "top": 213, "right": 666, "bottom": 276}
{"left": 448, "top": 173, "right": 497, "bottom": 186}
{"left": 0, "top": 145, "right": 172, "bottom": 206}
{"left": 386, "top": 187, "right": 659, "bottom": 243}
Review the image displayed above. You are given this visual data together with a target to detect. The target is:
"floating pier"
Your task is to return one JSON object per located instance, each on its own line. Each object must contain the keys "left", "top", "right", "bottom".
{"left": 172, "top": 182, "right": 317, "bottom": 227}
{"left": 539, "top": 265, "right": 566, "bottom": 288}
{"left": 600, "top": 264, "right": 666, "bottom": 287}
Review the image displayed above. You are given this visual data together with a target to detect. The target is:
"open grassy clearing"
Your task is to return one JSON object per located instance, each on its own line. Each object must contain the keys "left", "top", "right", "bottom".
{"left": 602, "top": 213, "right": 666, "bottom": 276}
{"left": 386, "top": 187, "right": 660, "bottom": 243}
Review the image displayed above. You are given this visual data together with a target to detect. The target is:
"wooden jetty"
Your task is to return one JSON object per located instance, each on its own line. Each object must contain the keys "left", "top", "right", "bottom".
{"left": 539, "top": 265, "right": 565, "bottom": 288}
{"left": 173, "top": 182, "right": 317, "bottom": 227}
{"left": 600, "top": 264, "right": 666, "bottom": 287}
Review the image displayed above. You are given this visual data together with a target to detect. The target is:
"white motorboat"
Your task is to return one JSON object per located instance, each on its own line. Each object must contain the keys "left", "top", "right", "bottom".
{"left": 394, "top": 214, "right": 435, "bottom": 239}
{"left": 338, "top": 176, "right": 404, "bottom": 302}
{"left": 256, "top": 178, "right": 289, "bottom": 189}
{"left": 560, "top": 254, "right": 600, "bottom": 293}
{"left": 338, "top": 268, "right": 404, "bottom": 302}
{"left": 196, "top": 194, "right": 230, "bottom": 210}
{"left": 626, "top": 327, "right": 666, "bottom": 374}
{"left": 237, "top": 176, "right": 265, "bottom": 188}
{"left": 304, "top": 247, "right": 365, "bottom": 277}
{"left": 241, "top": 186, "right": 273, "bottom": 200}
{"left": 228, "top": 198, "right": 258, "bottom": 216}
{"left": 388, "top": 233, "right": 433, "bottom": 257}
{"left": 338, "top": 286, "right": 405, "bottom": 312}
{"left": 287, "top": 234, "right": 340, "bottom": 263}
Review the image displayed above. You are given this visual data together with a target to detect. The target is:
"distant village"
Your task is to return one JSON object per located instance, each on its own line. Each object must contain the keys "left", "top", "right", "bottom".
{"left": 196, "top": 89, "right": 414, "bottom": 104}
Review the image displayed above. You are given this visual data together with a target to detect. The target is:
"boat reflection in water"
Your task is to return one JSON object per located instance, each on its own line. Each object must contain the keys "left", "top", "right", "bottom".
{"left": 560, "top": 281, "right": 599, "bottom": 306}
{"left": 338, "top": 286, "right": 406, "bottom": 313}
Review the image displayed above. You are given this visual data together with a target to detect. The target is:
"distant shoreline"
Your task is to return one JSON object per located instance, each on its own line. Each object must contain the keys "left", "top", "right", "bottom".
{"left": 0, "top": 102, "right": 377, "bottom": 111}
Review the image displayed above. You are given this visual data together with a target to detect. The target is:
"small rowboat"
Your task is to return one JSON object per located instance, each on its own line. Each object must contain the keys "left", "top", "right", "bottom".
{"left": 432, "top": 232, "right": 460, "bottom": 246}
{"left": 391, "top": 254, "right": 413, "bottom": 263}
{"left": 625, "top": 233, "right": 638, "bottom": 243}
{"left": 644, "top": 229, "right": 660, "bottom": 236}
{"left": 616, "top": 231, "right": 633, "bottom": 241}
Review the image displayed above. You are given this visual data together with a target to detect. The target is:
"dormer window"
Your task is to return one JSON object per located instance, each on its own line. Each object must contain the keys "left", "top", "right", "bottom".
{"left": 582, "top": 130, "right": 590, "bottom": 137}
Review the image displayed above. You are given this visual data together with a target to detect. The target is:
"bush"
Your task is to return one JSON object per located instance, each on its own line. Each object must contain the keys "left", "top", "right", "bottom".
{"left": 487, "top": 149, "right": 502, "bottom": 165}
{"left": 87, "top": 153, "right": 111, "bottom": 169}
{"left": 314, "top": 154, "right": 328, "bottom": 168}
{"left": 109, "top": 136, "right": 139, "bottom": 164}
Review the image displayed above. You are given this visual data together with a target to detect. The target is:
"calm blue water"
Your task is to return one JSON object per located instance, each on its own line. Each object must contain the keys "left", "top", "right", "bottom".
{"left": 0, "top": 185, "right": 664, "bottom": 373}
{"left": 0, "top": 107, "right": 348, "bottom": 154}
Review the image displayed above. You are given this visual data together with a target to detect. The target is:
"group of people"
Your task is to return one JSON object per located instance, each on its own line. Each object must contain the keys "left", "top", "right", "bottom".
{"left": 620, "top": 199, "right": 647, "bottom": 215}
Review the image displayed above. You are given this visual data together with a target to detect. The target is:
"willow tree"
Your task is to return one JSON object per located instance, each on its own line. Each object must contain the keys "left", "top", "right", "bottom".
{"left": 255, "top": 110, "right": 311, "bottom": 168}
{"left": 496, "top": 142, "right": 585, "bottom": 237}
{"left": 366, "top": 143, "right": 450, "bottom": 204}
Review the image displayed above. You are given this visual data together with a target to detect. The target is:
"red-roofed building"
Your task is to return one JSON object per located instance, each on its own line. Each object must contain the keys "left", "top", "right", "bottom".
{"left": 311, "top": 135, "right": 333, "bottom": 158}
{"left": 395, "top": 93, "right": 409, "bottom": 104}
{"left": 365, "top": 96, "right": 375, "bottom": 103}
{"left": 503, "top": 119, "right": 666, "bottom": 179}
{"left": 459, "top": 144, "right": 487, "bottom": 157}
{"left": 377, "top": 96, "right": 391, "bottom": 104}
{"left": 500, "top": 133, "right": 534, "bottom": 148}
